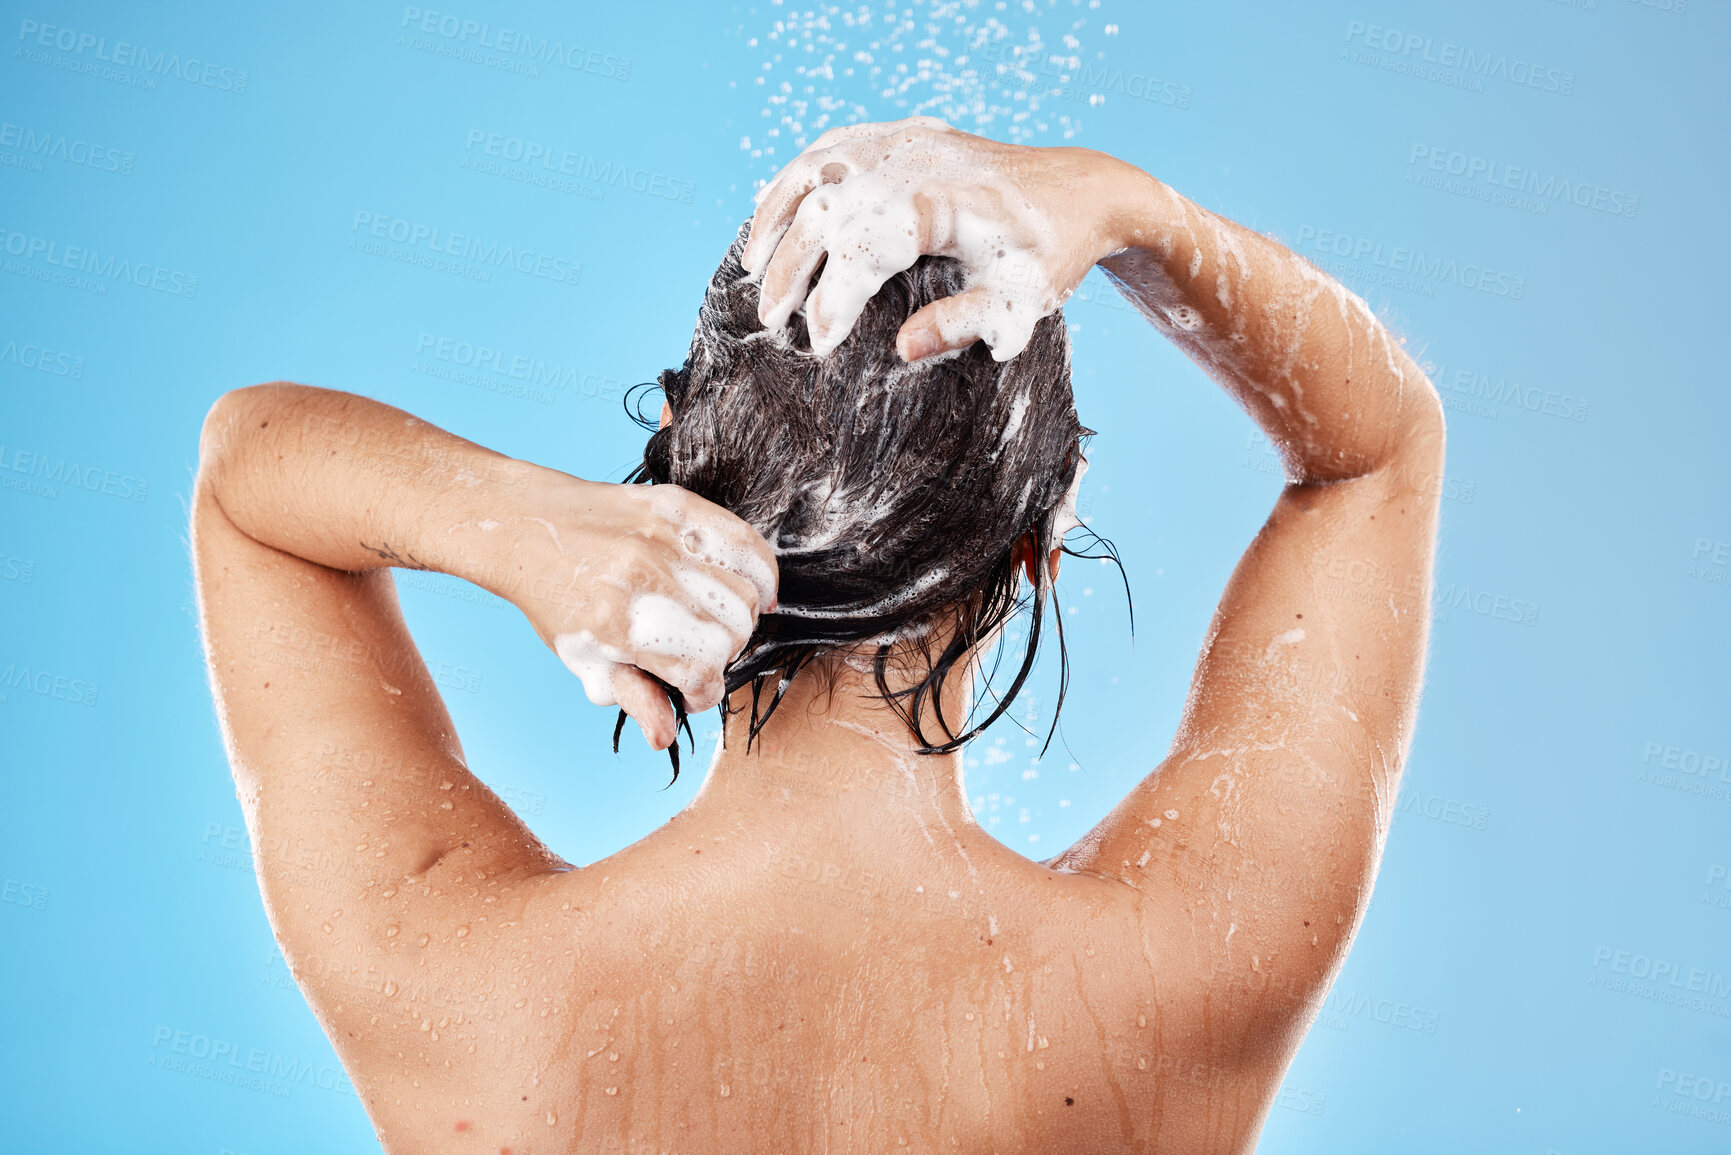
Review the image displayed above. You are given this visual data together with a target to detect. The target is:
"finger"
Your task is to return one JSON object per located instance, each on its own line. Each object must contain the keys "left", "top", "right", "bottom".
{"left": 624, "top": 593, "right": 735, "bottom": 711}
{"left": 651, "top": 488, "right": 780, "bottom": 611}
{"left": 673, "top": 564, "right": 761, "bottom": 646}
{"left": 612, "top": 665, "right": 678, "bottom": 750}
{"left": 896, "top": 286, "right": 1015, "bottom": 362}
{"left": 757, "top": 192, "right": 836, "bottom": 331}
{"left": 744, "top": 149, "right": 856, "bottom": 278}
{"left": 804, "top": 120, "right": 894, "bottom": 156}
{"left": 745, "top": 117, "right": 960, "bottom": 275}
{"left": 888, "top": 114, "right": 955, "bottom": 133}
{"left": 804, "top": 207, "right": 926, "bottom": 358}
{"left": 554, "top": 630, "right": 630, "bottom": 705}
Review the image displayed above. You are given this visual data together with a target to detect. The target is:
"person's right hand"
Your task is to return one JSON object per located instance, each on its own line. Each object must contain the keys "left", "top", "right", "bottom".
{"left": 740, "top": 116, "right": 1135, "bottom": 363}
{"left": 501, "top": 469, "right": 778, "bottom": 750}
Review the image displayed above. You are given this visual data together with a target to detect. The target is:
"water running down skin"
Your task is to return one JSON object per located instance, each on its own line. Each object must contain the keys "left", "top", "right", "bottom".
{"left": 192, "top": 119, "right": 1444, "bottom": 1154}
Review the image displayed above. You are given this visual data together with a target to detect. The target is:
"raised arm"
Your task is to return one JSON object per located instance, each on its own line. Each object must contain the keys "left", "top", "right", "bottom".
{"left": 192, "top": 384, "right": 775, "bottom": 1018}
{"left": 1052, "top": 170, "right": 1445, "bottom": 1049}
{"left": 744, "top": 120, "right": 1443, "bottom": 1069}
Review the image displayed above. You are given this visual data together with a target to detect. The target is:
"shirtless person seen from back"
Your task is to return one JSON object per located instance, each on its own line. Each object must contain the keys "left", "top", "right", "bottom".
{"left": 193, "top": 118, "right": 1445, "bottom": 1153}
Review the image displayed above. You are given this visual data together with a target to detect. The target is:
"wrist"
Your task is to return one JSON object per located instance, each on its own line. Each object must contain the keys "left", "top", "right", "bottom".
{"left": 416, "top": 453, "right": 552, "bottom": 596}
{"left": 1085, "top": 155, "right": 1167, "bottom": 260}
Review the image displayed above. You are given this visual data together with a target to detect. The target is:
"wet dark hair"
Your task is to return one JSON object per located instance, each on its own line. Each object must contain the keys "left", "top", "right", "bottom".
{"left": 623, "top": 219, "right": 1120, "bottom": 777}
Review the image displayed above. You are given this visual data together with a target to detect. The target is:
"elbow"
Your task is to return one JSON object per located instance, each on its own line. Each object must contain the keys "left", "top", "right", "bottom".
{"left": 197, "top": 381, "right": 302, "bottom": 483}
{"left": 1398, "top": 373, "right": 1447, "bottom": 471}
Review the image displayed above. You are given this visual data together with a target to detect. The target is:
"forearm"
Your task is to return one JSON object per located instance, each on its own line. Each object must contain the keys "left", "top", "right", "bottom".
{"left": 1095, "top": 166, "right": 1440, "bottom": 482}
{"left": 196, "top": 384, "right": 537, "bottom": 588}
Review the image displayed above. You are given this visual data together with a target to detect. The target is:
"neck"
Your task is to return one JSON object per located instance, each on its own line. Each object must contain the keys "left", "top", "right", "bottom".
{"left": 687, "top": 655, "right": 979, "bottom": 832}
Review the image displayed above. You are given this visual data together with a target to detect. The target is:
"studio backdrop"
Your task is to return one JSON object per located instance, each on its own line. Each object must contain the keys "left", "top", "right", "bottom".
{"left": 1, "top": 1, "right": 1727, "bottom": 1152}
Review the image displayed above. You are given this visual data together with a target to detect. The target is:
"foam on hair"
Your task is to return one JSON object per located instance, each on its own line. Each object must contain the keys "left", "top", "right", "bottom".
{"left": 626, "top": 219, "right": 1111, "bottom": 771}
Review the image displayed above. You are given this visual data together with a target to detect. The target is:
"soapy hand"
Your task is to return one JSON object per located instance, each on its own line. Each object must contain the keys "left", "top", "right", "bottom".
{"left": 507, "top": 470, "right": 778, "bottom": 750}
{"left": 742, "top": 116, "right": 1125, "bottom": 363}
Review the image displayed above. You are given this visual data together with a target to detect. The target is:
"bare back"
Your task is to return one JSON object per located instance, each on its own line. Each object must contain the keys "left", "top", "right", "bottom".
{"left": 313, "top": 808, "right": 1272, "bottom": 1154}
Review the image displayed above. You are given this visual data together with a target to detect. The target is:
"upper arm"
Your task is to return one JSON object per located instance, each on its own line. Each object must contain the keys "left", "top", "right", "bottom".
{"left": 1052, "top": 382, "right": 1445, "bottom": 1041}
{"left": 191, "top": 413, "right": 563, "bottom": 1010}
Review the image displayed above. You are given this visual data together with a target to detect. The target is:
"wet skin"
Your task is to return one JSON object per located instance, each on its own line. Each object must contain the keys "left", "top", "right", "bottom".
{"left": 193, "top": 120, "right": 1444, "bottom": 1153}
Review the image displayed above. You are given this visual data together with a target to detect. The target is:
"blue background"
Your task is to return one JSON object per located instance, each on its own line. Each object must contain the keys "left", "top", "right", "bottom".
{"left": 2, "top": 1, "right": 1727, "bottom": 1151}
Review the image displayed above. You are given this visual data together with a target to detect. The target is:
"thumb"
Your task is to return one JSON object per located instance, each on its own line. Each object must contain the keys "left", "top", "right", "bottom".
{"left": 612, "top": 665, "right": 678, "bottom": 751}
{"left": 896, "top": 286, "right": 1037, "bottom": 363}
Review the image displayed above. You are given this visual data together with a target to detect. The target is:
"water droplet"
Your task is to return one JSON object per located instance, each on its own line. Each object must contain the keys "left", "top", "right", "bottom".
{"left": 1137, "top": 1014, "right": 1146, "bottom": 1028}
{"left": 605, "top": 1086, "right": 618, "bottom": 1096}
{"left": 386, "top": 924, "right": 400, "bottom": 937}
{"left": 456, "top": 925, "right": 471, "bottom": 938}
{"left": 321, "top": 922, "right": 333, "bottom": 934}
{"left": 383, "top": 981, "right": 399, "bottom": 997}
{"left": 608, "top": 1052, "right": 619, "bottom": 1062}
{"left": 546, "top": 1110, "right": 558, "bottom": 1126}
{"left": 720, "top": 1084, "right": 731, "bottom": 1097}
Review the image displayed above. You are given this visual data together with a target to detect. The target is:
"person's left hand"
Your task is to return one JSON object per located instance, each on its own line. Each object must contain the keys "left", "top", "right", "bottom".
{"left": 741, "top": 116, "right": 1133, "bottom": 363}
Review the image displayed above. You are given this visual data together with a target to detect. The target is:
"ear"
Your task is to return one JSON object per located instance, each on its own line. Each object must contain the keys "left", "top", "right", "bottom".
{"left": 1016, "top": 536, "right": 1062, "bottom": 586}
{"left": 658, "top": 402, "right": 673, "bottom": 430}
